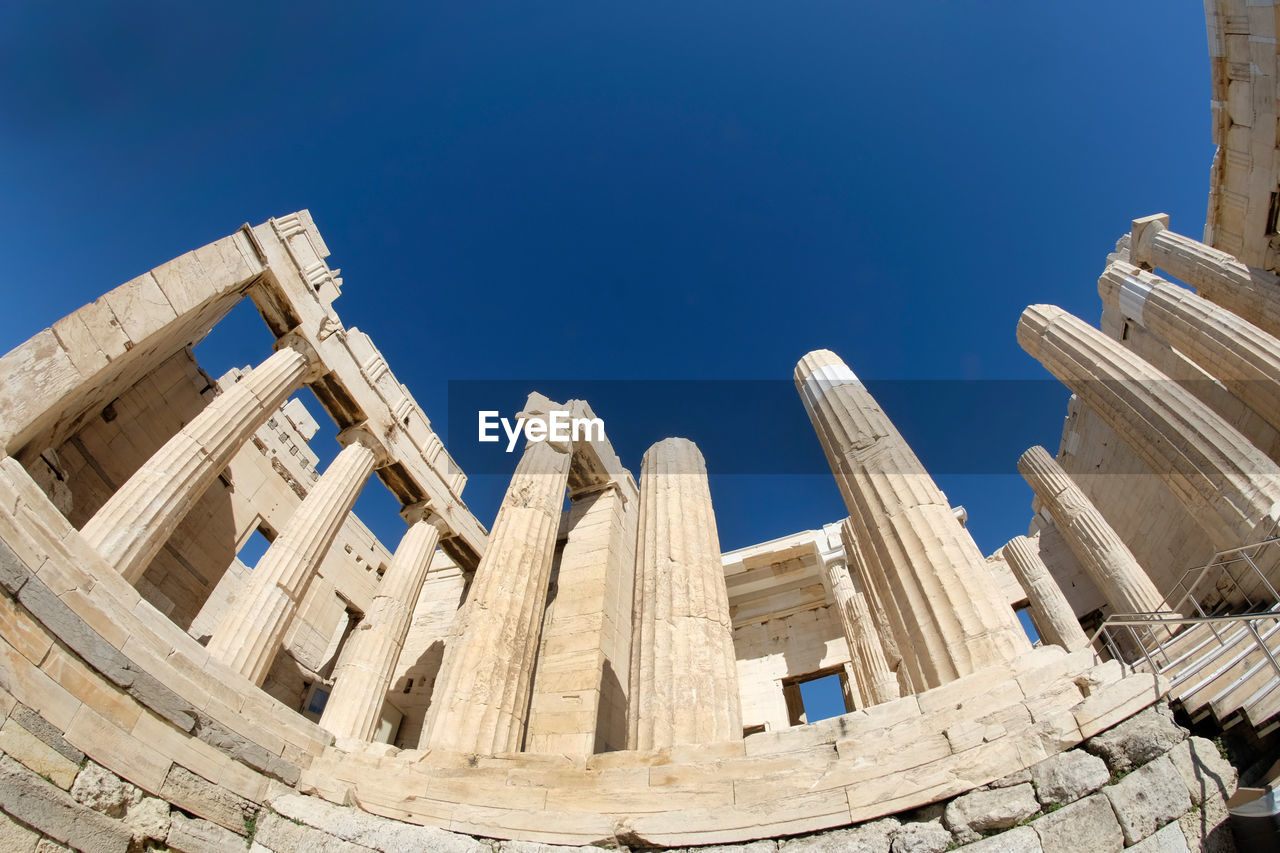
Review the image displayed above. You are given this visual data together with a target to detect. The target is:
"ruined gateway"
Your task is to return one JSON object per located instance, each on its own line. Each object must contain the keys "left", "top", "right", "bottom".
{"left": 0, "top": 5, "right": 1276, "bottom": 853}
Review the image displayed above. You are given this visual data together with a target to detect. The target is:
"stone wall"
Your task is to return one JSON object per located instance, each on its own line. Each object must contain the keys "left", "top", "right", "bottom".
{"left": 0, "top": 696, "right": 1233, "bottom": 853}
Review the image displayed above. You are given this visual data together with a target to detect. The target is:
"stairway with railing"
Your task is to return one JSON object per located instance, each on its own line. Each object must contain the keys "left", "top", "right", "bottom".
{"left": 1090, "top": 529, "right": 1280, "bottom": 737}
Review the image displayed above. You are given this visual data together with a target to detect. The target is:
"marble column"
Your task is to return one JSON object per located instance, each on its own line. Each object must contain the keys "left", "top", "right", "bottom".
{"left": 824, "top": 554, "right": 900, "bottom": 705}
{"left": 1130, "top": 214, "right": 1280, "bottom": 338}
{"left": 796, "top": 350, "right": 1029, "bottom": 690}
{"left": 1017, "top": 447, "right": 1167, "bottom": 618}
{"left": 1017, "top": 305, "right": 1280, "bottom": 549}
{"left": 423, "top": 419, "right": 572, "bottom": 755}
{"left": 320, "top": 501, "right": 447, "bottom": 741}
{"left": 1001, "top": 535, "right": 1089, "bottom": 651}
{"left": 81, "top": 332, "right": 320, "bottom": 583}
{"left": 839, "top": 517, "right": 910, "bottom": 693}
{"left": 1099, "top": 260, "right": 1280, "bottom": 437}
{"left": 524, "top": 477, "right": 639, "bottom": 756}
{"left": 207, "top": 425, "right": 383, "bottom": 685}
{"left": 629, "top": 438, "right": 742, "bottom": 749}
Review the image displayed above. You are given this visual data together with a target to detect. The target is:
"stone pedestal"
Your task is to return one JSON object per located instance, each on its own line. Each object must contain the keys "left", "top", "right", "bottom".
{"left": 629, "top": 438, "right": 742, "bottom": 750}
{"left": 824, "top": 554, "right": 900, "bottom": 705}
{"left": 81, "top": 335, "right": 318, "bottom": 583}
{"left": 423, "top": 432, "right": 572, "bottom": 755}
{"left": 207, "top": 426, "right": 382, "bottom": 685}
{"left": 1001, "top": 535, "right": 1089, "bottom": 651}
{"left": 1017, "top": 305, "right": 1280, "bottom": 549}
{"left": 795, "top": 350, "right": 1029, "bottom": 690}
{"left": 320, "top": 502, "right": 446, "bottom": 741}
{"left": 1099, "top": 260, "right": 1280, "bottom": 438}
{"left": 1018, "top": 447, "right": 1166, "bottom": 619}
{"left": 1130, "top": 214, "right": 1280, "bottom": 338}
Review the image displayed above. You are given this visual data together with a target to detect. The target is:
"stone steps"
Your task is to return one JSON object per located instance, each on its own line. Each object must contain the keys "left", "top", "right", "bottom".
{"left": 1157, "top": 614, "right": 1280, "bottom": 733}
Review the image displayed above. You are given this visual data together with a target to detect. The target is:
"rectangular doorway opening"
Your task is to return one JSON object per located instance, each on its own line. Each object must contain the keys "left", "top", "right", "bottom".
{"left": 781, "top": 666, "right": 854, "bottom": 726}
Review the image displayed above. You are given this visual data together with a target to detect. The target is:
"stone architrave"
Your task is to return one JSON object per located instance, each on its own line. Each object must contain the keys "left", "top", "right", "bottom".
{"left": 629, "top": 438, "right": 743, "bottom": 749}
{"left": 80, "top": 333, "right": 320, "bottom": 583}
{"left": 207, "top": 425, "right": 384, "bottom": 685}
{"left": 1099, "top": 260, "right": 1280, "bottom": 438}
{"left": 1001, "top": 535, "right": 1090, "bottom": 651}
{"left": 1017, "top": 305, "right": 1280, "bottom": 549}
{"left": 795, "top": 350, "right": 1029, "bottom": 690}
{"left": 320, "top": 501, "right": 447, "bottom": 741}
{"left": 423, "top": 405, "right": 573, "bottom": 755}
{"left": 1130, "top": 214, "right": 1280, "bottom": 338}
{"left": 1017, "top": 447, "right": 1166, "bottom": 619}
{"left": 824, "top": 554, "right": 900, "bottom": 705}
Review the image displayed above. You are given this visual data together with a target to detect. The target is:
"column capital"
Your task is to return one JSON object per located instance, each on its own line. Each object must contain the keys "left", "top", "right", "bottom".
{"left": 400, "top": 500, "right": 452, "bottom": 536}
{"left": 274, "top": 329, "right": 327, "bottom": 383}
{"left": 516, "top": 393, "right": 573, "bottom": 454}
{"left": 567, "top": 477, "right": 624, "bottom": 502}
{"left": 1129, "top": 213, "right": 1170, "bottom": 269}
{"left": 337, "top": 424, "right": 394, "bottom": 468}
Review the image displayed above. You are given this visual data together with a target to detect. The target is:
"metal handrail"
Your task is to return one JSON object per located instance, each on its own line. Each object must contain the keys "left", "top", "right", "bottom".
{"left": 1159, "top": 522, "right": 1280, "bottom": 619}
{"left": 1090, "top": 609, "right": 1280, "bottom": 683}
{"left": 1092, "top": 610, "right": 1280, "bottom": 630}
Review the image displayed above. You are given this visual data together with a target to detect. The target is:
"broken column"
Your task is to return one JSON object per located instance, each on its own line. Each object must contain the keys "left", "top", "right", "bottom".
{"left": 1017, "top": 446, "right": 1166, "bottom": 618}
{"left": 795, "top": 350, "right": 1029, "bottom": 690}
{"left": 424, "top": 397, "right": 573, "bottom": 755}
{"left": 1017, "top": 305, "right": 1280, "bottom": 549}
{"left": 1001, "top": 535, "right": 1090, "bottom": 651}
{"left": 80, "top": 332, "right": 320, "bottom": 583}
{"left": 207, "top": 424, "right": 384, "bottom": 685}
{"left": 629, "top": 438, "right": 742, "bottom": 749}
{"left": 320, "top": 501, "right": 447, "bottom": 741}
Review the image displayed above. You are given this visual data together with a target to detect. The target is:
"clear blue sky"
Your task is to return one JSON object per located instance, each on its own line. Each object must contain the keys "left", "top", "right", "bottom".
{"left": 0, "top": 3, "right": 1211, "bottom": 559}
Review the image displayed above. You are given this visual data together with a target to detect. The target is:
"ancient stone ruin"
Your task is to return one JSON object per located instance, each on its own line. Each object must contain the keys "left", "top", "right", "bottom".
{"left": 0, "top": 4, "right": 1277, "bottom": 852}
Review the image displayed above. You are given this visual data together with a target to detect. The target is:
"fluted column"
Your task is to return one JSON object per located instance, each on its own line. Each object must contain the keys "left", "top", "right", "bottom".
{"left": 1017, "top": 305, "right": 1280, "bottom": 549}
{"left": 824, "top": 555, "right": 900, "bottom": 705}
{"left": 629, "top": 438, "right": 741, "bottom": 749}
{"left": 320, "top": 502, "right": 447, "bottom": 741}
{"left": 796, "top": 350, "right": 1029, "bottom": 690}
{"left": 1001, "top": 535, "right": 1089, "bottom": 651}
{"left": 81, "top": 332, "right": 320, "bottom": 583}
{"left": 1130, "top": 214, "right": 1280, "bottom": 338}
{"left": 423, "top": 426, "right": 572, "bottom": 755}
{"left": 1017, "top": 447, "right": 1167, "bottom": 619}
{"left": 839, "top": 517, "right": 910, "bottom": 692}
{"left": 207, "top": 425, "right": 383, "bottom": 685}
{"left": 1098, "top": 260, "right": 1280, "bottom": 438}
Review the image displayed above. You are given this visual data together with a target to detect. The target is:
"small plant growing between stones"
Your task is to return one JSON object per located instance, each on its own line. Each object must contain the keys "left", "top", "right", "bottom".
{"left": 243, "top": 811, "right": 258, "bottom": 844}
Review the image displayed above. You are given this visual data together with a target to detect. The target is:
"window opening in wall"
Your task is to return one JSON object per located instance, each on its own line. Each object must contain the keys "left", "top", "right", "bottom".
{"left": 743, "top": 724, "right": 766, "bottom": 737}
{"left": 236, "top": 524, "right": 275, "bottom": 569}
{"left": 302, "top": 684, "right": 330, "bottom": 720}
{"left": 1015, "top": 604, "right": 1042, "bottom": 646}
{"left": 781, "top": 667, "right": 853, "bottom": 726}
